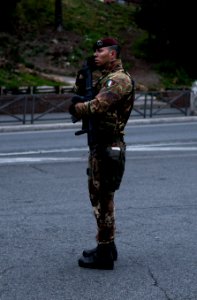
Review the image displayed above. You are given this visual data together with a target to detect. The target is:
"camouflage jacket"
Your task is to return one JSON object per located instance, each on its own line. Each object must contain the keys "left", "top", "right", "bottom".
{"left": 75, "top": 59, "right": 134, "bottom": 145}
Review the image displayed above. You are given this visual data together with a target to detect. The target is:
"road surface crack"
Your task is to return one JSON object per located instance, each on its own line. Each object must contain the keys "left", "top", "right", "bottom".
{"left": 148, "top": 266, "right": 173, "bottom": 300}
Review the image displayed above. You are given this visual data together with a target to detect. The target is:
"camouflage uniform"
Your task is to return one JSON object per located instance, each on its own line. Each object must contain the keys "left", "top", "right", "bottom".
{"left": 74, "top": 59, "right": 134, "bottom": 244}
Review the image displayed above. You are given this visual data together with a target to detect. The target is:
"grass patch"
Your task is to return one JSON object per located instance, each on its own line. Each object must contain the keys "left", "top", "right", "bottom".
{"left": 0, "top": 69, "right": 60, "bottom": 88}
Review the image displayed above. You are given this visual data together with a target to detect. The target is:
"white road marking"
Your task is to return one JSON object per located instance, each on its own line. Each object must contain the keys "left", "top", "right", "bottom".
{"left": 127, "top": 145, "right": 197, "bottom": 151}
{"left": 0, "top": 142, "right": 196, "bottom": 165}
{"left": 0, "top": 142, "right": 196, "bottom": 158}
{"left": 0, "top": 147, "right": 88, "bottom": 157}
{"left": 0, "top": 157, "right": 86, "bottom": 165}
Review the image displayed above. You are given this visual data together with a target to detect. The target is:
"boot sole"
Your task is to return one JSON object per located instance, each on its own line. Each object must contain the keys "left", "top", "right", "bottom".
{"left": 83, "top": 252, "right": 117, "bottom": 261}
{"left": 78, "top": 259, "right": 114, "bottom": 270}
{"left": 83, "top": 249, "right": 118, "bottom": 261}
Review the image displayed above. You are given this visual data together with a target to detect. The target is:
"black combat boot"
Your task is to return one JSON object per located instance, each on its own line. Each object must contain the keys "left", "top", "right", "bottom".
{"left": 78, "top": 243, "right": 114, "bottom": 270}
{"left": 82, "top": 241, "right": 118, "bottom": 261}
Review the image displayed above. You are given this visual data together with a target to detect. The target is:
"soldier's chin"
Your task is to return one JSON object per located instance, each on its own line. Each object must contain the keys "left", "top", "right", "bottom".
{"left": 95, "top": 61, "right": 104, "bottom": 69}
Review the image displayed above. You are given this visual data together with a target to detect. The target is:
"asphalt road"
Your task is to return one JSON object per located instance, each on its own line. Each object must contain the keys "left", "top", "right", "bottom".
{"left": 0, "top": 120, "right": 197, "bottom": 300}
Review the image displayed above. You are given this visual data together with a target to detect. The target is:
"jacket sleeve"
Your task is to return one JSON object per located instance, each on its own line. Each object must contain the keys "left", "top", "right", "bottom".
{"left": 75, "top": 73, "right": 132, "bottom": 118}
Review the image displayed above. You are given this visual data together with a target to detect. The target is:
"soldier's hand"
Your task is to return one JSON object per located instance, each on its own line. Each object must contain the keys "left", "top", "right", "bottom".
{"left": 71, "top": 114, "right": 80, "bottom": 124}
{"left": 69, "top": 95, "right": 83, "bottom": 115}
{"left": 68, "top": 103, "right": 76, "bottom": 116}
{"left": 69, "top": 103, "right": 81, "bottom": 123}
{"left": 71, "top": 95, "right": 84, "bottom": 105}
{"left": 69, "top": 95, "right": 84, "bottom": 122}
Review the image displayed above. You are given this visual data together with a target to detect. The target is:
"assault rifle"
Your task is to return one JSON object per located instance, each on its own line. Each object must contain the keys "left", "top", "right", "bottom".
{"left": 73, "top": 56, "right": 97, "bottom": 145}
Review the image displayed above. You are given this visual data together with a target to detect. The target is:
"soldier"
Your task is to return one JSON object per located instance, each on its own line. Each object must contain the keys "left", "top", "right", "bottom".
{"left": 69, "top": 37, "right": 135, "bottom": 270}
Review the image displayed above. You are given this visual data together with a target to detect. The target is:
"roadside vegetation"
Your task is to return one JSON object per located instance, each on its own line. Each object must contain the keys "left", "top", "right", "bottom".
{"left": 0, "top": 0, "right": 195, "bottom": 89}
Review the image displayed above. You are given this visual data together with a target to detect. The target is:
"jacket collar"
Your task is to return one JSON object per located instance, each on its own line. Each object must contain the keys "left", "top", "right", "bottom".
{"left": 101, "top": 59, "right": 123, "bottom": 75}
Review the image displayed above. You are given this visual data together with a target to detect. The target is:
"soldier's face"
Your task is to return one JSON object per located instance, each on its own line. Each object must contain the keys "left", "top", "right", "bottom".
{"left": 94, "top": 47, "right": 115, "bottom": 67}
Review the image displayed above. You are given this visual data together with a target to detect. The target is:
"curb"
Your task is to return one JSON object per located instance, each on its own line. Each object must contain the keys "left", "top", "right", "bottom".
{"left": 0, "top": 116, "right": 197, "bottom": 133}
{"left": 127, "top": 115, "right": 197, "bottom": 125}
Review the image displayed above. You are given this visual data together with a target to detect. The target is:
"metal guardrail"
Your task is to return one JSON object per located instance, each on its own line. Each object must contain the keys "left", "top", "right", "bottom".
{"left": 0, "top": 87, "right": 191, "bottom": 125}
{"left": 132, "top": 90, "right": 190, "bottom": 118}
{"left": 0, "top": 86, "right": 73, "bottom": 124}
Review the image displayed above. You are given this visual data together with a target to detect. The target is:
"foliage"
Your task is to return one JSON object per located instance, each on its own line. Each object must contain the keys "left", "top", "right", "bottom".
{"left": 134, "top": 0, "right": 196, "bottom": 79}
{"left": 0, "top": 0, "right": 20, "bottom": 32}
{"left": 155, "top": 62, "right": 193, "bottom": 89}
{"left": 0, "top": 0, "right": 195, "bottom": 88}
{"left": 15, "top": 0, "right": 55, "bottom": 35}
{"left": 0, "top": 69, "right": 59, "bottom": 88}
{"left": 0, "top": 0, "right": 137, "bottom": 87}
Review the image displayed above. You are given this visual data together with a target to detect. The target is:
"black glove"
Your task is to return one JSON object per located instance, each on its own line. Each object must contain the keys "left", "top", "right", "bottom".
{"left": 69, "top": 103, "right": 80, "bottom": 123}
{"left": 68, "top": 95, "right": 85, "bottom": 123}
{"left": 68, "top": 95, "right": 84, "bottom": 116}
{"left": 71, "top": 95, "right": 84, "bottom": 105}
{"left": 68, "top": 103, "right": 76, "bottom": 116}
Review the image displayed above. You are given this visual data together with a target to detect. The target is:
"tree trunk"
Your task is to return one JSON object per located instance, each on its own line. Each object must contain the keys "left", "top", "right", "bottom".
{"left": 55, "top": 0, "right": 63, "bottom": 32}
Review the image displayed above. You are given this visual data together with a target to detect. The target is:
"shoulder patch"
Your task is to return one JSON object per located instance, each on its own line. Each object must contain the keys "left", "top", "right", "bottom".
{"left": 105, "top": 79, "right": 115, "bottom": 88}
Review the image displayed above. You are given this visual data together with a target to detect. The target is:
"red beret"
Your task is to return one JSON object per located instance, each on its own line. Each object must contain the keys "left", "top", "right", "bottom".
{"left": 93, "top": 37, "right": 119, "bottom": 51}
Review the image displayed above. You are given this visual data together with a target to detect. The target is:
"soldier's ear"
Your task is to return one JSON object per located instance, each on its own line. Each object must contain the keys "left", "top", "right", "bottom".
{"left": 109, "top": 49, "right": 116, "bottom": 59}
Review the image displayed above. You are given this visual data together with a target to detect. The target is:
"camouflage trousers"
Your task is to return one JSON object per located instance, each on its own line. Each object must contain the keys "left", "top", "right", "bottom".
{"left": 87, "top": 142, "right": 126, "bottom": 243}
